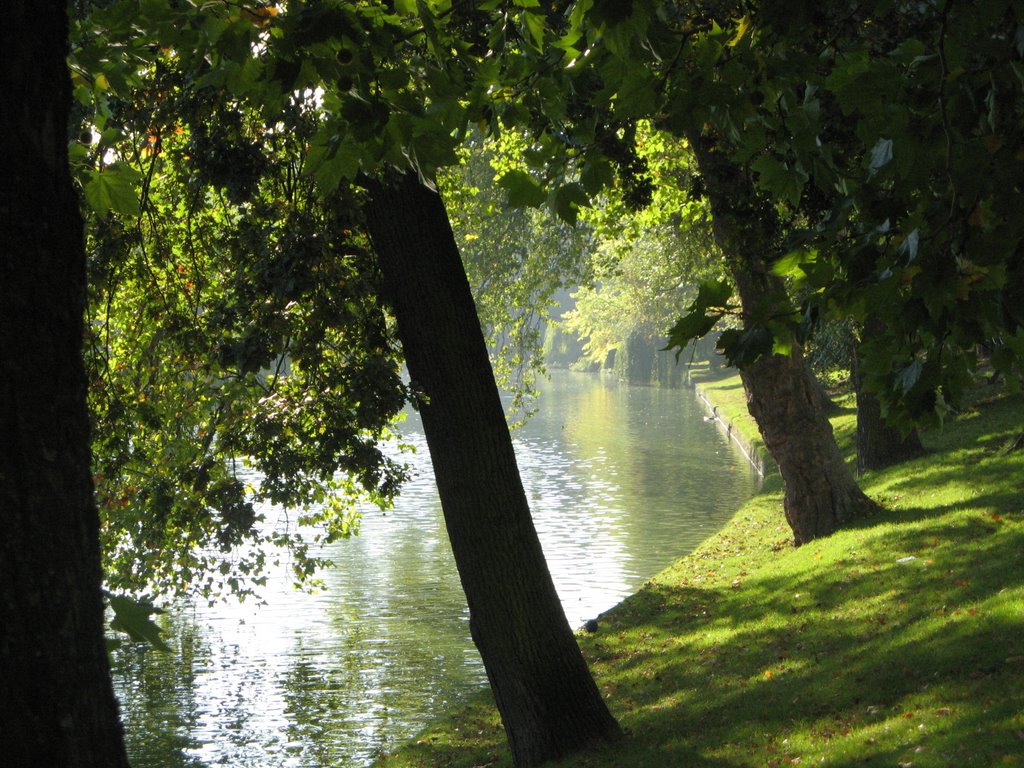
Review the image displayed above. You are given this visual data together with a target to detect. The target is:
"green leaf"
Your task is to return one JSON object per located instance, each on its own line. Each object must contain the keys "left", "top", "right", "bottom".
{"left": 498, "top": 169, "right": 547, "bottom": 208}
{"left": 719, "top": 326, "right": 774, "bottom": 368}
{"left": 524, "top": 10, "right": 545, "bottom": 50}
{"left": 664, "top": 310, "right": 719, "bottom": 357}
{"left": 106, "top": 592, "right": 170, "bottom": 652}
{"left": 897, "top": 229, "right": 919, "bottom": 263}
{"left": 895, "top": 358, "right": 923, "bottom": 394}
{"left": 728, "top": 15, "right": 751, "bottom": 48}
{"left": 580, "top": 156, "right": 615, "bottom": 195}
{"left": 771, "top": 332, "right": 793, "bottom": 357}
{"left": 551, "top": 182, "right": 589, "bottom": 225}
{"left": 773, "top": 249, "right": 814, "bottom": 278}
{"left": 751, "top": 154, "right": 806, "bottom": 208}
{"left": 694, "top": 278, "right": 733, "bottom": 309}
{"left": 868, "top": 137, "right": 893, "bottom": 177}
{"left": 83, "top": 162, "right": 143, "bottom": 217}
{"left": 663, "top": 279, "right": 734, "bottom": 358}
{"left": 307, "top": 138, "right": 363, "bottom": 195}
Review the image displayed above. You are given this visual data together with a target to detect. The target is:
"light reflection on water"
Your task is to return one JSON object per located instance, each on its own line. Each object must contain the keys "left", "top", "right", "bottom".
{"left": 112, "top": 371, "right": 760, "bottom": 767}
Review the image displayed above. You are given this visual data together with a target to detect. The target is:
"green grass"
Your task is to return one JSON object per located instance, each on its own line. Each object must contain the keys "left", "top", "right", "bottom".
{"left": 378, "top": 378, "right": 1024, "bottom": 768}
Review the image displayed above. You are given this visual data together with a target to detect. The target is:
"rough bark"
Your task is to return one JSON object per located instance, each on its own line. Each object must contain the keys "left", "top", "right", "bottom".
{"left": 362, "top": 171, "right": 620, "bottom": 767}
{"left": 0, "top": 3, "right": 131, "bottom": 767}
{"left": 688, "top": 133, "right": 879, "bottom": 545}
{"left": 854, "top": 316, "right": 926, "bottom": 475}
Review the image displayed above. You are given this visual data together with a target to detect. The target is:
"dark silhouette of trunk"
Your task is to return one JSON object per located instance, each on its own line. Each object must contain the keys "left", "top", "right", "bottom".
{"left": 688, "top": 133, "right": 879, "bottom": 545}
{"left": 362, "top": 171, "right": 620, "bottom": 767}
{"left": 0, "top": 4, "right": 131, "bottom": 767}
{"left": 854, "top": 316, "right": 926, "bottom": 475}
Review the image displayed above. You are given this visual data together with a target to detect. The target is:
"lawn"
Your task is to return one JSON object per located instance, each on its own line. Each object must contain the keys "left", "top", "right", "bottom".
{"left": 378, "top": 378, "right": 1024, "bottom": 768}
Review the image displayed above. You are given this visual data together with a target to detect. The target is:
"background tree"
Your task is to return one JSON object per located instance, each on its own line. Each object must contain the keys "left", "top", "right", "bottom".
{"left": 565, "top": 126, "right": 726, "bottom": 383}
{"left": 0, "top": 2, "right": 131, "bottom": 764}
{"left": 442, "top": 138, "right": 594, "bottom": 415}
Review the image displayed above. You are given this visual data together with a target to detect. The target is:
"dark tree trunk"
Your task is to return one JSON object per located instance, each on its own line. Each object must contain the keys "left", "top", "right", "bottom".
{"left": 854, "top": 316, "right": 926, "bottom": 475}
{"left": 688, "top": 133, "right": 879, "bottom": 545}
{"left": 0, "top": 4, "right": 131, "bottom": 767}
{"left": 362, "top": 171, "right": 620, "bottom": 767}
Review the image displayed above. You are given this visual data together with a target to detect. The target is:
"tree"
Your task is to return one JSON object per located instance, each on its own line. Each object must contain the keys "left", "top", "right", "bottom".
{"left": 0, "top": 2, "right": 130, "bottom": 765}
{"left": 475, "top": 2, "right": 880, "bottom": 543}
{"left": 71, "top": 2, "right": 622, "bottom": 763}
{"left": 666, "top": 0, "right": 1024, "bottom": 427}
{"left": 75, "top": 81, "right": 409, "bottom": 599}
{"left": 660, "top": 0, "right": 1022, "bottom": 467}
{"left": 853, "top": 317, "right": 926, "bottom": 476}
{"left": 683, "top": 132, "right": 879, "bottom": 543}
{"left": 563, "top": 126, "right": 725, "bottom": 384}
{"left": 364, "top": 170, "right": 621, "bottom": 766}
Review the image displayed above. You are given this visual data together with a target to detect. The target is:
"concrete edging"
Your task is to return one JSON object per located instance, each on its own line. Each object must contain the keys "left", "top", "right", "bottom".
{"left": 691, "top": 383, "right": 771, "bottom": 479}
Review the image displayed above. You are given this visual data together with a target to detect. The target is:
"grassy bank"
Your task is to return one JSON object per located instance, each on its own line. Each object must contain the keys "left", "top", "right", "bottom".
{"left": 378, "top": 377, "right": 1024, "bottom": 768}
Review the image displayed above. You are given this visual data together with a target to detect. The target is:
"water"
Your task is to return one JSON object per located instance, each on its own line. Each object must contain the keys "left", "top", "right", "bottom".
{"left": 111, "top": 371, "right": 760, "bottom": 767}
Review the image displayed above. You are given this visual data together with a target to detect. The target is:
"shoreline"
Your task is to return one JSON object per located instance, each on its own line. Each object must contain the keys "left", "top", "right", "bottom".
{"left": 691, "top": 380, "right": 770, "bottom": 478}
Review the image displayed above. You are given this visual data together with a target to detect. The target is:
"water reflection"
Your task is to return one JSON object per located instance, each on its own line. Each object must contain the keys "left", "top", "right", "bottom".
{"left": 112, "top": 371, "right": 759, "bottom": 767}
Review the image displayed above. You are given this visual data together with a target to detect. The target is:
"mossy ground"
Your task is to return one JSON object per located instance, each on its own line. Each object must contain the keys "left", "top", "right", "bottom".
{"left": 378, "top": 376, "right": 1024, "bottom": 768}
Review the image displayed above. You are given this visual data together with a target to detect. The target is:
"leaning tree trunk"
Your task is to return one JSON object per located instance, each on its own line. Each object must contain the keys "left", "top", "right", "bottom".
{"left": 362, "top": 170, "right": 620, "bottom": 767}
{"left": 854, "top": 315, "right": 926, "bottom": 475}
{"left": 688, "top": 132, "right": 879, "bottom": 545}
{"left": 0, "top": 3, "right": 131, "bottom": 767}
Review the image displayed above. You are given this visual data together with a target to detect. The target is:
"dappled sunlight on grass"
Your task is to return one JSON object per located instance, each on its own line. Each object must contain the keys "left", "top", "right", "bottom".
{"left": 378, "top": 385, "right": 1024, "bottom": 768}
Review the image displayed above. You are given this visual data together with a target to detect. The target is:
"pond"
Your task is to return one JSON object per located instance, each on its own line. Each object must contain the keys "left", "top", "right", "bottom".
{"left": 111, "top": 370, "right": 761, "bottom": 768}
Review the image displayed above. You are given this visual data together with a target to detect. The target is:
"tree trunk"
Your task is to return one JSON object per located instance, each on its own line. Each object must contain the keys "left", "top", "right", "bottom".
{"left": 0, "top": 4, "right": 131, "bottom": 767}
{"left": 688, "top": 133, "right": 879, "bottom": 545}
{"left": 854, "top": 316, "right": 926, "bottom": 475}
{"left": 362, "top": 171, "right": 620, "bottom": 767}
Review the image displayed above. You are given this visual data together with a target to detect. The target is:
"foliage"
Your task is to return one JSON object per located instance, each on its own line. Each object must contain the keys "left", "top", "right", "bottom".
{"left": 565, "top": 126, "right": 725, "bottom": 370}
{"left": 566, "top": 227, "right": 695, "bottom": 368}
{"left": 68, "top": 0, "right": 1024, "bottom": 585}
{"left": 456, "top": 0, "right": 1024, "bottom": 432}
{"left": 105, "top": 592, "right": 170, "bottom": 652}
{"left": 649, "top": 1, "right": 1024, "bottom": 427}
{"left": 67, "top": 0, "right": 627, "bottom": 598}
{"left": 441, "top": 138, "right": 593, "bottom": 417}
{"left": 71, "top": 18, "right": 413, "bottom": 598}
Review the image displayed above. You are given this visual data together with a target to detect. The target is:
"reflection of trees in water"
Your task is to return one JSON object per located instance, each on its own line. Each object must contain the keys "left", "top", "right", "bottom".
{"left": 279, "top": 659, "right": 356, "bottom": 767}
{"left": 111, "top": 617, "right": 206, "bottom": 768}
{"left": 539, "top": 372, "right": 758, "bottom": 559}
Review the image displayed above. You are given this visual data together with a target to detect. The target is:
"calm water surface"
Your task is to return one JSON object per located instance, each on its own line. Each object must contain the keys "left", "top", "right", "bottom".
{"left": 112, "top": 371, "right": 760, "bottom": 767}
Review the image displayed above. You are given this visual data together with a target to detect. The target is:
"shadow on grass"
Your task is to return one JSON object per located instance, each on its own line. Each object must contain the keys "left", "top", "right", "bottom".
{"left": 583, "top": 503, "right": 1023, "bottom": 766}
{"left": 381, "top": 391, "right": 1022, "bottom": 768}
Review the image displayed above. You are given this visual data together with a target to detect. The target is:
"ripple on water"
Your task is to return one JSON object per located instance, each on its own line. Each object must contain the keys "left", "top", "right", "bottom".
{"left": 112, "top": 371, "right": 760, "bottom": 768}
